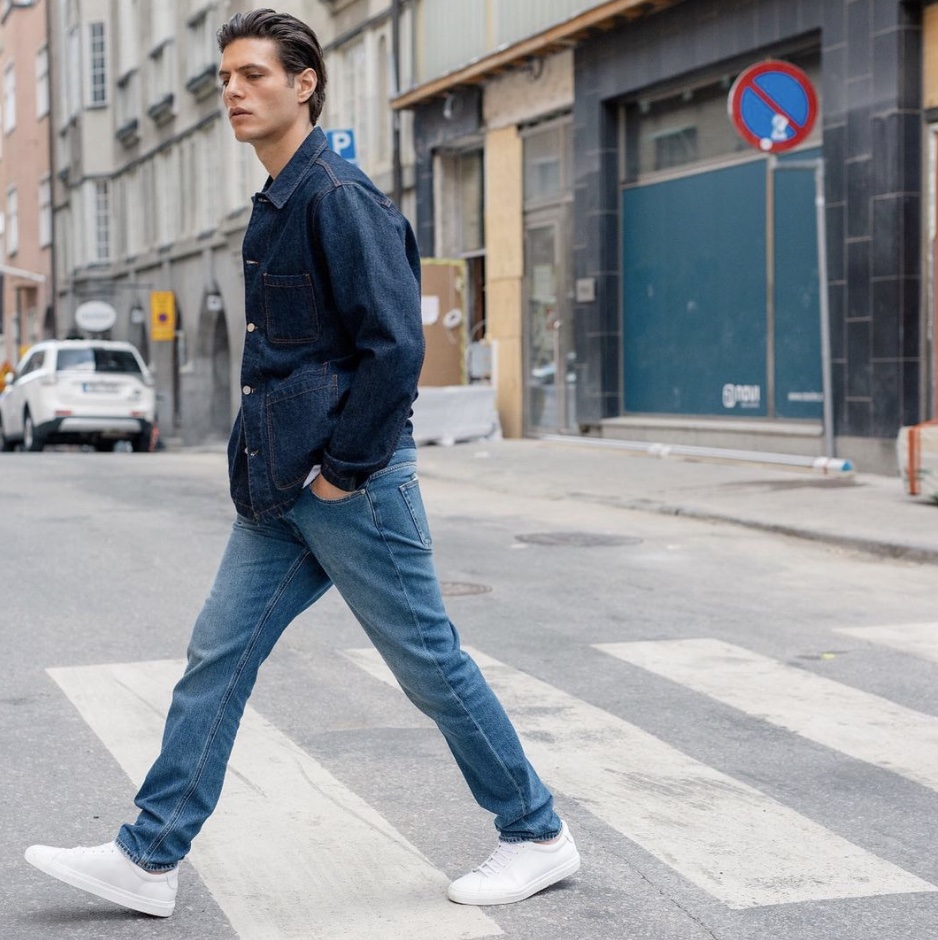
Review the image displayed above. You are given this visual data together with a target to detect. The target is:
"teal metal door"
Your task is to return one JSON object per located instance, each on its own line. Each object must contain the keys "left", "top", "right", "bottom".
{"left": 622, "top": 161, "right": 768, "bottom": 415}
{"left": 773, "top": 149, "right": 823, "bottom": 419}
{"left": 621, "top": 156, "right": 821, "bottom": 419}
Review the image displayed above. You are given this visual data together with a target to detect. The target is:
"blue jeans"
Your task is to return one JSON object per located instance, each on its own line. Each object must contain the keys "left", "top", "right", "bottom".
{"left": 116, "top": 448, "right": 560, "bottom": 871}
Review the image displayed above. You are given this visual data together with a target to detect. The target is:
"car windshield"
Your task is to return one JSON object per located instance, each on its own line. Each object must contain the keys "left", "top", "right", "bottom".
{"left": 56, "top": 348, "right": 142, "bottom": 374}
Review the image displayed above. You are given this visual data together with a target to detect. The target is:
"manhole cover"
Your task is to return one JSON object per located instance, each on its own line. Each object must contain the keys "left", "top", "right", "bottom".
{"left": 515, "top": 532, "right": 642, "bottom": 547}
{"left": 440, "top": 581, "right": 493, "bottom": 597}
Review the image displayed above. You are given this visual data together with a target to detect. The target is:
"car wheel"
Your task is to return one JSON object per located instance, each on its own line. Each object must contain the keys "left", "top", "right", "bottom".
{"left": 23, "top": 410, "right": 44, "bottom": 452}
{"left": 131, "top": 431, "right": 152, "bottom": 453}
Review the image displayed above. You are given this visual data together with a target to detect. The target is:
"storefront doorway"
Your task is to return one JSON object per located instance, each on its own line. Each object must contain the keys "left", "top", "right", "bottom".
{"left": 522, "top": 118, "right": 575, "bottom": 434}
{"left": 525, "top": 207, "right": 575, "bottom": 431}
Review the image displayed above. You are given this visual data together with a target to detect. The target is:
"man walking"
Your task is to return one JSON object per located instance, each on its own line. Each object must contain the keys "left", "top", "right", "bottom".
{"left": 25, "top": 8, "right": 579, "bottom": 918}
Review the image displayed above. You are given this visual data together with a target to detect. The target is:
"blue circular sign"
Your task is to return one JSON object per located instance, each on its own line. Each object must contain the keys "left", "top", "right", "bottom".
{"left": 728, "top": 61, "right": 818, "bottom": 153}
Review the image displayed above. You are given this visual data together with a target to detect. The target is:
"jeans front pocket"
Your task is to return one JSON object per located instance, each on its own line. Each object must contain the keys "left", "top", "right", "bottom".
{"left": 399, "top": 477, "right": 433, "bottom": 549}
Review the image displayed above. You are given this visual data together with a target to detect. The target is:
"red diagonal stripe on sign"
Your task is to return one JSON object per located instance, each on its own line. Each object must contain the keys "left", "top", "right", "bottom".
{"left": 743, "top": 77, "right": 804, "bottom": 132}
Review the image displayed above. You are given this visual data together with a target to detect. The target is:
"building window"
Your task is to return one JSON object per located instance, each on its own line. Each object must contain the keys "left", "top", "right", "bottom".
{"left": 653, "top": 126, "right": 698, "bottom": 171}
{"left": 124, "top": 169, "right": 143, "bottom": 256}
{"left": 458, "top": 150, "right": 484, "bottom": 253}
{"left": 116, "top": 70, "right": 140, "bottom": 132}
{"left": 93, "top": 180, "right": 110, "bottom": 261}
{"left": 377, "top": 34, "right": 390, "bottom": 164}
{"left": 151, "top": 0, "right": 175, "bottom": 45}
{"left": 6, "top": 186, "right": 18, "bottom": 256}
{"left": 338, "top": 40, "right": 366, "bottom": 157}
{"left": 148, "top": 40, "right": 175, "bottom": 122}
{"left": 199, "top": 123, "right": 220, "bottom": 232}
{"left": 523, "top": 121, "right": 572, "bottom": 206}
{"left": 36, "top": 46, "right": 49, "bottom": 118}
{"left": 117, "top": 0, "right": 139, "bottom": 77}
{"left": 187, "top": 10, "right": 215, "bottom": 79}
{"left": 88, "top": 22, "right": 108, "bottom": 106}
{"left": 624, "top": 50, "right": 820, "bottom": 182}
{"left": 155, "top": 149, "right": 177, "bottom": 246}
{"left": 4, "top": 62, "right": 15, "bottom": 133}
{"left": 38, "top": 177, "right": 51, "bottom": 248}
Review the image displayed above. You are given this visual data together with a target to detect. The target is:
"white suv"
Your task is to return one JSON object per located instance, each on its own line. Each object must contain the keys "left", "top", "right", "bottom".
{"left": 0, "top": 339, "right": 156, "bottom": 452}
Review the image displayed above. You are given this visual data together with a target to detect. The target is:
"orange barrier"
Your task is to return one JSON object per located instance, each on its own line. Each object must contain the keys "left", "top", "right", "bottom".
{"left": 903, "top": 418, "right": 938, "bottom": 497}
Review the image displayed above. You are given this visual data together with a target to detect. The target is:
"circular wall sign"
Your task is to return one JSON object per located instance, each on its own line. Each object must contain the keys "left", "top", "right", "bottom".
{"left": 75, "top": 300, "right": 118, "bottom": 332}
{"left": 728, "top": 60, "right": 818, "bottom": 153}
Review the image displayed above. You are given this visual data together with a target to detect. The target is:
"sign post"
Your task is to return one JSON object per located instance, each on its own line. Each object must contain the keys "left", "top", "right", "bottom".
{"left": 728, "top": 61, "right": 834, "bottom": 459}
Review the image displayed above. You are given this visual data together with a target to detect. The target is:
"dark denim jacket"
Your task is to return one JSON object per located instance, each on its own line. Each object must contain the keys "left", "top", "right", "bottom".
{"left": 227, "top": 128, "right": 424, "bottom": 521}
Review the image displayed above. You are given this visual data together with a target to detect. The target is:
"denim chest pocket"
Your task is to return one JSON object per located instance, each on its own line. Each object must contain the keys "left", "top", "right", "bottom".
{"left": 263, "top": 273, "right": 320, "bottom": 344}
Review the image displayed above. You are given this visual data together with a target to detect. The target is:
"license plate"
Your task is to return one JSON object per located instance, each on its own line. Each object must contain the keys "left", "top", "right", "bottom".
{"left": 81, "top": 381, "right": 121, "bottom": 393}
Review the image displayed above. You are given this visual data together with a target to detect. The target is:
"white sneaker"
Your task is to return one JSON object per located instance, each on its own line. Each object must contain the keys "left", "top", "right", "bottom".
{"left": 24, "top": 842, "right": 177, "bottom": 917}
{"left": 447, "top": 821, "right": 580, "bottom": 905}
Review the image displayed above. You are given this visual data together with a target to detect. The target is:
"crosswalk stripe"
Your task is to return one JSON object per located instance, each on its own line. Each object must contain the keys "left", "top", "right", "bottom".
{"left": 47, "top": 661, "right": 501, "bottom": 940}
{"left": 596, "top": 637, "right": 938, "bottom": 797}
{"left": 341, "top": 646, "right": 933, "bottom": 909}
{"left": 835, "top": 623, "right": 938, "bottom": 663}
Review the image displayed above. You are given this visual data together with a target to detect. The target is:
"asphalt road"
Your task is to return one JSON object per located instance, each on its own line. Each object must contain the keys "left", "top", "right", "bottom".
{"left": 2, "top": 449, "right": 938, "bottom": 940}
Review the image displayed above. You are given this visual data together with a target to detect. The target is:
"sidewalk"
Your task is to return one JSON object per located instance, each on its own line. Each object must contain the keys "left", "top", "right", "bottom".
{"left": 414, "top": 437, "right": 938, "bottom": 565}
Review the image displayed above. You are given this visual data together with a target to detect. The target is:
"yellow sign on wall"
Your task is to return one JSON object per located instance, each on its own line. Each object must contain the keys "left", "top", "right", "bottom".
{"left": 151, "top": 291, "right": 176, "bottom": 341}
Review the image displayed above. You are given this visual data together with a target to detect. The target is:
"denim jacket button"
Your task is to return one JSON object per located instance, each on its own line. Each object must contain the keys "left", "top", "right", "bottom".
{"left": 242, "top": 385, "right": 253, "bottom": 395}
{"left": 246, "top": 323, "right": 256, "bottom": 332}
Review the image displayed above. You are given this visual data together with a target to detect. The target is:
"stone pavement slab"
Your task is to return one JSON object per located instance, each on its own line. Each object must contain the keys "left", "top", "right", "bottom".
{"left": 415, "top": 438, "right": 938, "bottom": 564}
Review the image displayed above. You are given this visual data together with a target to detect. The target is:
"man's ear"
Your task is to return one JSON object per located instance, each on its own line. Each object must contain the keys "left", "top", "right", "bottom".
{"left": 297, "top": 67, "right": 318, "bottom": 105}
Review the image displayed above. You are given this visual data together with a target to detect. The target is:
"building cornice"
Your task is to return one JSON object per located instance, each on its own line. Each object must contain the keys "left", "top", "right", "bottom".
{"left": 392, "top": 0, "right": 682, "bottom": 110}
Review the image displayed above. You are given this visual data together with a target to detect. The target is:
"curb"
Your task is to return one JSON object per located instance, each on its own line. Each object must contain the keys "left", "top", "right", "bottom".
{"left": 592, "top": 495, "right": 938, "bottom": 566}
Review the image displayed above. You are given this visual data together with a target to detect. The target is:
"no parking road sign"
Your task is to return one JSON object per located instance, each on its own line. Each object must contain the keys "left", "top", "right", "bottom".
{"left": 728, "top": 60, "right": 817, "bottom": 153}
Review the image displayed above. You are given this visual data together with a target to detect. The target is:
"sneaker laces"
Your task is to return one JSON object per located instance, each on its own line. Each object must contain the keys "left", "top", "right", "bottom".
{"left": 475, "top": 840, "right": 524, "bottom": 877}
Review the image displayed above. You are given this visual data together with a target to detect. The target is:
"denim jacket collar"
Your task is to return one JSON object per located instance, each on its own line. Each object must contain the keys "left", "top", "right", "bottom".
{"left": 257, "top": 127, "right": 329, "bottom": 211}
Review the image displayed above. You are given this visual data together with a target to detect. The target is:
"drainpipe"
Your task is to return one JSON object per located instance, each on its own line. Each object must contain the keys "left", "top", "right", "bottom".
{"left": 45, "top": 0, "right": 58, "bottom": 336}
{"left": 391, "top": 0, "right": 403, "bottom": 207}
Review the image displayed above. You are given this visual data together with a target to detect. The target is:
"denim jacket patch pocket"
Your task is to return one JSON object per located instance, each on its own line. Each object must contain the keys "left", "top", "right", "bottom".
{"left": 263, "top": 273, "right": 319, "bottom": 344}
{"left": 266, "top": 372, "right": 337, "bottom": 490}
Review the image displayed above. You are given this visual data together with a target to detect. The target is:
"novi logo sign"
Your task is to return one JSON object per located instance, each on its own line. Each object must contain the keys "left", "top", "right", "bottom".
{"left": 722, "top": 384, "right": 762, "bottom": 409}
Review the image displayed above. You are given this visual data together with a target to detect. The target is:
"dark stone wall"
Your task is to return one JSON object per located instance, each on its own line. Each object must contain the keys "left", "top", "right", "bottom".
{"left": 573, "top": 0, "right": 924, "bottom": 438}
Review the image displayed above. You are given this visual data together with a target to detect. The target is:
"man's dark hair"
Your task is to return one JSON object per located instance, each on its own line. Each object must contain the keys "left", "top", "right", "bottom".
{"left": 217, "top": 9, "right": 327, "bottom": 126}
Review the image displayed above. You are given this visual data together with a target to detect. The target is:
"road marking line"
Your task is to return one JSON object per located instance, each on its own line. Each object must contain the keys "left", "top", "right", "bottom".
{"left": 342, "top": 647, "right": 932, "bottom": 909}
{"left": 597, "top": 637, "right": 938, "bottom": 795}
{"left": 835, "top": 623, "right": 938, "bottom": 663}
{"left": 47, "top": 661, "right": 501, "bottom": 940}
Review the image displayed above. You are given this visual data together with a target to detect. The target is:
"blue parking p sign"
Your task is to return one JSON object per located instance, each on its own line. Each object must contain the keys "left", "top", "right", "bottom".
{"left": 326, "top": 129, "right": 358, "bottom": 165}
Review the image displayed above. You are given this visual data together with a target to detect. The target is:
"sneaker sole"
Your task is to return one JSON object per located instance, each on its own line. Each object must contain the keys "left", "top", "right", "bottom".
{"left": 447, "top": 852, "right": 581, "bottom": 906}
{"left": 24, "top": 848, "right": 175, "bottom": 918}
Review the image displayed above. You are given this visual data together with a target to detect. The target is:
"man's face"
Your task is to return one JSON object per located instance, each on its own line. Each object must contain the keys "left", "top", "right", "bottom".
{"left": 218, "top": 37, "right": 316, "bottom": 147}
